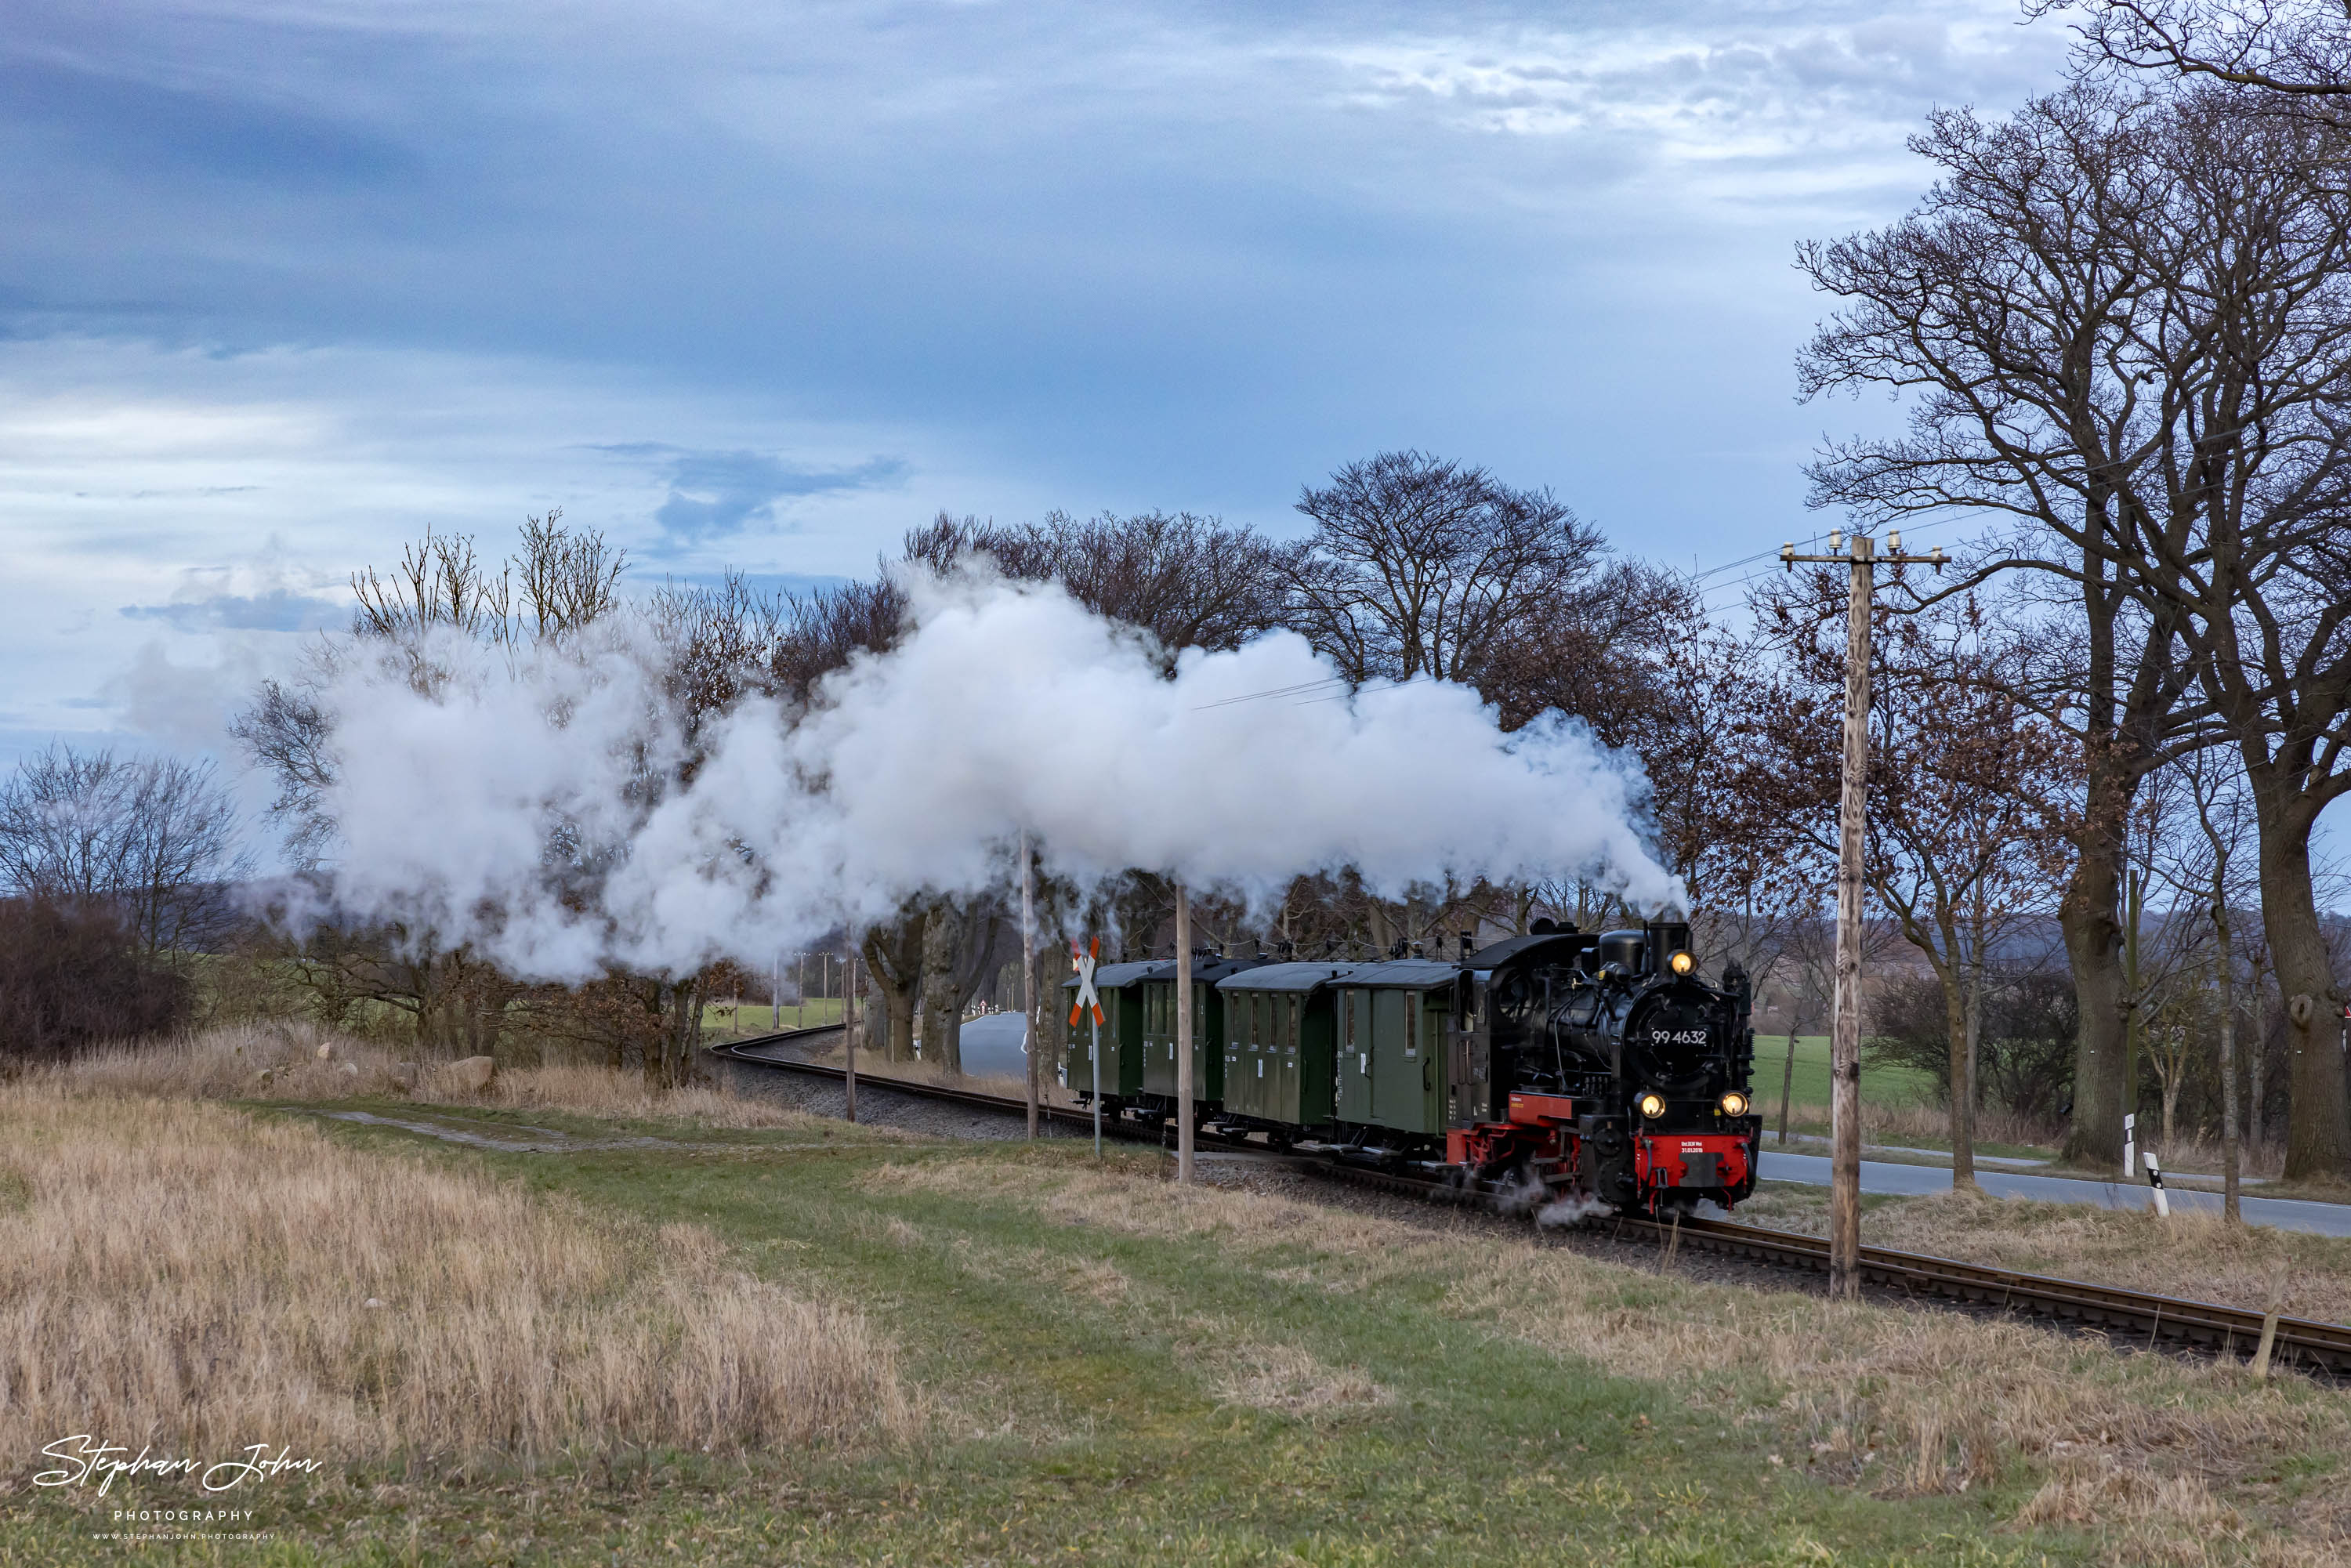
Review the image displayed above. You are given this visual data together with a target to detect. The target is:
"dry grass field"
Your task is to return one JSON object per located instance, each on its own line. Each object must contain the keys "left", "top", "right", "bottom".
{"left": 9, "top": 1030, "right": 2351, "bottom": 1563}
{"left": 1739, "top": 1181, "right": 2351, "bottom": 1325}
{"left": 0, "top": 1070, "right": 915, "bottom": 1479}
{"left": 42, "top": 1019, "right": 865, "bottom": 1129}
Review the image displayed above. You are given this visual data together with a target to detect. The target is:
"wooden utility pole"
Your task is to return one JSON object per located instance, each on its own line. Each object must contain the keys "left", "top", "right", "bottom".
{"left": 1176, "top": 882, "right": 1194, "bottom": 1184}
{"left": 1782, "top": 530, "right": 1944, "bottom": 1298}
{"left": 844, "top": 942, "right": 859, "bottom": 1124}
{"left": 1020, "top": 831, "right": 1039, "bottom": 1140}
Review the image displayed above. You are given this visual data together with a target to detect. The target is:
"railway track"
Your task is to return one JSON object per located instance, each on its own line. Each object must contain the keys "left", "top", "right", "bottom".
{"left": 712, "top": 1030, "right": 2351, "bottom": 1378}
{"left": 711, "top": 1026, "right": 1260, "bottom": 1147}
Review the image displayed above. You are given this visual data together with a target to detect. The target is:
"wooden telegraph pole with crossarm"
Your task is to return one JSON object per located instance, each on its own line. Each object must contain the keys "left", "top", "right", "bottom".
{"left": 1780, "top": 528, "right": 1945, "bottom": 1298}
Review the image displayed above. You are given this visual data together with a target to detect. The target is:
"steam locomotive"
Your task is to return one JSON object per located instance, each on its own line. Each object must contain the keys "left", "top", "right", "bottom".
{"left": 1063, "top": 918, "right": 1760, "bottom": 1216}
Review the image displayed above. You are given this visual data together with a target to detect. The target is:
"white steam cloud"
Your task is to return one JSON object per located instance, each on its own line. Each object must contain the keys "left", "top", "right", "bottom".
{"left": 312, "top": 570, "right": 1681, "bottom": 980}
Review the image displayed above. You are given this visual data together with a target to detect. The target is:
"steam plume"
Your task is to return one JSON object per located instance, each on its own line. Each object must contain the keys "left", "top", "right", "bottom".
{"left": 311, "top": 570, "right": 1681, "bottom": 979}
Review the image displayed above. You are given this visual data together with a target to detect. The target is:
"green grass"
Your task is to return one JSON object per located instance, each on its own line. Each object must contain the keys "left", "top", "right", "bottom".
{"left": 0, "top": 1098, "right": 2215, "bottom": 1565}
{"left": 1755, "top": 1034, "right": 1938, "bottom": 1113}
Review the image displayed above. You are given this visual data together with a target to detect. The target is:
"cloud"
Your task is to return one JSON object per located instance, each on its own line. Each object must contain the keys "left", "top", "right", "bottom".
{"left": 596, "top": 444, "right": 910, "bottom": 542}
{"left": 119, "top": 588, "right": 342, "bottom": 633}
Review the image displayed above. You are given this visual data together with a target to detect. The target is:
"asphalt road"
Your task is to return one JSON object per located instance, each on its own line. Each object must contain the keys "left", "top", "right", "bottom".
{"left": 1759, "top": 1150, "right": 2351, "bottom": 1237}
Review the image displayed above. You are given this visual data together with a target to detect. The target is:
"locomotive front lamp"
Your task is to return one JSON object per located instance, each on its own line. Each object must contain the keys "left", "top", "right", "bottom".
{"left": 1667, "top": 950, "right": 1695, "bottom": 976}
{"left": 1638, "top": 1092, "right": 1665, "bottom": 1119}
{"left": 1719, "top": 1092, "right": 1750, "bottom": 1117}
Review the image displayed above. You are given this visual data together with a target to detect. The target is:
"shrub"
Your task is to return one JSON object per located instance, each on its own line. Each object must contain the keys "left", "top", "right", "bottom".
{"left": 1865, "top": 966, "right": 2075, "bottom": 1120}
{"left": 0, "top": 898, "right": 187, "bottom": 1064}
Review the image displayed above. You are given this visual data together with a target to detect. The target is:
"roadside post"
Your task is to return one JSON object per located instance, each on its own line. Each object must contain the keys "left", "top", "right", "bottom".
{"left": 2124, "top": 1113, "right": 2136, "bottom": 1182}
{"left": 1071, "top": 937, "right": 1105, "bottom": 1156}
{"left": 2145, "top": 1151, "right": 2169, "bottom": 1219}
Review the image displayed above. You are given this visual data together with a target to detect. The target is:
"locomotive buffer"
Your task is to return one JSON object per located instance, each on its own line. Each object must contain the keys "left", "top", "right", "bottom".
{"left": 1781, "top": 528, "right": 1945, "bottom": 1299}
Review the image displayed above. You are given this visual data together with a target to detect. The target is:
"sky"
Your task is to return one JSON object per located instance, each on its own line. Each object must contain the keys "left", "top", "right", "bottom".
{"left": 1, "top": 0, "right": 2085, "bottom": 782}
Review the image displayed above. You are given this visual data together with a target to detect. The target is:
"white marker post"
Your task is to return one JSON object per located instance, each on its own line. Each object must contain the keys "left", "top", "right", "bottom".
{"left": 2123, "top": 1113, "right": 2135, "bottom": 1183}
{"left": 1071, "top": 937, "right": 1105, "bottom": 1156}
{"left": 2145, "top": 1151, "right": 2169, "bottom": 1219}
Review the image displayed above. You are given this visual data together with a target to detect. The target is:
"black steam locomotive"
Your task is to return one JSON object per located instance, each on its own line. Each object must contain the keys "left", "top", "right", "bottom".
{"left": 1063, "top": 918, "right": 1762, "bottom": 1216}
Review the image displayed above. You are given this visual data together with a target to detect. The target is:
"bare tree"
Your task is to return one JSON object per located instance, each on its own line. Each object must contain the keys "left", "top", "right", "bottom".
{"left": 909, "top": 509, "right": 1295, "bottom": 662}
{"left": 917, "top": 894, "right": 1010, "bottom": 1071}
{"left": 861, "top": 906, "right": 926, "bottom": 1063}
{"left": 236, "top": 515, "right": 762, "bottom": 1085}
{"left": 1749, "top": 583, "right": 2078, "bottom": 1185}
{"left": 2153, "top": 745, "right": 2262, "bottom": 1214}
{"left": 1288, "top": 451, "right": 1609, "bottom": 691}
{"left": 2038, "top": 0, "right": 2351, "bottom": 94}
{"left": 241, "top": 513, "right": 632, "bottom": 861}
{"left": 0, "top": 747, "right": 252, "bottom": 963}
{"left": 1806, "top": 78, "right": 2351, "bottom": 1180}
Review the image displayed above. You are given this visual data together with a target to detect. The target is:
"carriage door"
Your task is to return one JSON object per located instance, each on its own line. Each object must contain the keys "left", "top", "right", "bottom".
{"left": 1337, "top": 990, "right": 1369, "bottom": 1123}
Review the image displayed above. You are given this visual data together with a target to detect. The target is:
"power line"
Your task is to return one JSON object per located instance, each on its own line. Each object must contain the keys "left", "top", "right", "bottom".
{"left": 1196, "top": 518, "right": 1976, "bottom": 711}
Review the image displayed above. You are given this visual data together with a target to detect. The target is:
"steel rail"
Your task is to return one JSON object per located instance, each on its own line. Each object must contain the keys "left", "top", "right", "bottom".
{"left": 708, "top": 1029, "right": 1263, "bottom": 1150}
{"left": 711, "top": 1031, "right": 2351, "bottom": 1376}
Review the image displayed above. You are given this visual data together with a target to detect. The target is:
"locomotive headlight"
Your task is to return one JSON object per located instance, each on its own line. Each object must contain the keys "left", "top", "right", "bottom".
{"left": 1668, "top": 950, "right": 1695, "bottom": 976}
{"left": 1637, "top": 1092, "right": 1666, "bottom": 1119}
{"left": 1719, "top": 1091, "right": 1750, "bottom": 1117}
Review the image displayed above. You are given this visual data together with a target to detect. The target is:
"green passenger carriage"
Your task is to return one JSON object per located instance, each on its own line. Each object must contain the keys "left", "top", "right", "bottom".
{"left": 1137, "top": 955, "right": 1262, "bottom": 1117}
{"left": 1212, "top": 962, "right": 1345, "bottom": 1133}
{"left": 1328, "top": 959, "right": 1458, "bottom": 1140}
{"left": 1061, "top": 960, "right": 1162, "bottom": 1108}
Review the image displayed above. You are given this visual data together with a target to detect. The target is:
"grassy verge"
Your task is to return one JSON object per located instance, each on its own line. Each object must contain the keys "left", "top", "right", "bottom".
{"left": 9, "top": 1041, "right": 2351, "bottom": 1563}
{"left": 1740, "top": 1180, "right": 2351, "bottom": 1326}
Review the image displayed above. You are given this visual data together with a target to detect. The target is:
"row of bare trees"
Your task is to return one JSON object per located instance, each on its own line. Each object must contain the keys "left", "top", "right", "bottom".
{"left": 1795, "top": 33, "right": 2351, "bottom": 1181}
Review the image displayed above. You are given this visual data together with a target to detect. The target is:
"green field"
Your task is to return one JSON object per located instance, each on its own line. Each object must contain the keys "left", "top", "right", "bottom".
{"left": 1755, "top": 1033, "right": 1939, "bottom": 1113}
{"left": 9, "top": 1088, "right": 2322, "bottom": 1565}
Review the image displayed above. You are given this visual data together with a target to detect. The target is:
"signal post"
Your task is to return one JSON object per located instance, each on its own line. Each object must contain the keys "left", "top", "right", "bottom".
{"left": 1781, "top": 529, "right": 1944, "bottom": 1298}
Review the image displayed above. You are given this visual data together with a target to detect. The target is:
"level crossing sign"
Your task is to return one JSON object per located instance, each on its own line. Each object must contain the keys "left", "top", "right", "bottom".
{"left": 1069, "top": 938, "right": 1104, "bottom": 1028}
{"left": 1070, "top": 937, "right": 1106, "bottom": 1155}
